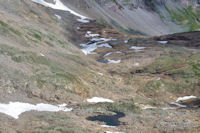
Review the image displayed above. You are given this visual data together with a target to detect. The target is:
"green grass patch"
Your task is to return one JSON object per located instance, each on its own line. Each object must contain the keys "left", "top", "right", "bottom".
{"left": 166, "top": 6, "right": 200, "bottom": 31}
{"left": 143, "top": 80, "right": 163, "bottom": 93}
{"left": 140, "top": 54, "right": 200, "bottom": 94}
{"left": 24, "top": 27, "right": 43, "bottom": 41}
{"left": 0, "top": 20, "right": 21, "bottom": 35}
{"left": 79, "top": 99, "right": 141, "bottom": 114}
{"left": 0, "top": 44, "right": 82, "bottom": 89}
{"left": 193, "top": 63, "right": 200, "bottom": 77}
{"left": 144, "top": 56, "right": 186, "bottom": 74}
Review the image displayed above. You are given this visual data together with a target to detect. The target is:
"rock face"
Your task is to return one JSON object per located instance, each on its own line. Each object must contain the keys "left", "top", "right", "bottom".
{"left": 64, "top": 0, "right": 200, "bottom": 35}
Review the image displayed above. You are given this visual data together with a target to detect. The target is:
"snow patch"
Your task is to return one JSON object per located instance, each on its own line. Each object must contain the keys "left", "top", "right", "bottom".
{"left": 98, "top": 72, "right": 103, "bottom": 76}
{"left": 104, "top": 52, "right": 112, "bottom": 57}
{"left": 80, "top": 38, "right": 115, "bottom": 55}
{"left": 101, "top": 125, "right": 116, "bottom": 128}
{"left": 98, "top": 43, "right": 112, "bottom": 48}
{"left": 107, "top": 59, "right": 121, "bottom": 64}
{"left": 176, "top": 95, "right": 197, "bottom": 102}
{"left": 162, "top": 96, "right": 198, "bottom": 109}
{"left": 81, "top": 43, "right": 98, "bottom": 55}
{"left": 40, "top": 53, "right": 45, "bottom": 56}
{"left": 158, "top": 41, "right": 168, "bottom": 44}
{"left": 91, "top": 38, "right": 116, "bottom": 42}
{"left": 0, "top": 102, "right": 72, "bottom": 119}
{"left": 31, "top": 0, "right": 87, "bottom": 19}
{"left": 85, "top": 31, "right": 100, "bottom": 38}
{"left": 55, "top": 14, "right": 62, "bottom": 19}
{"left": 169, "top": 102, "right": 187, "bottom": 108}
{"left": 134, "top": 63, "right": 140, "bottom": 66}
{"left": 77, "top": 19, "right": 90, "bottom": 23}
{"left": 87, "top": 97, "right": 114, "bottom": 103}
{"left": 124, "top": 40, "right": 128, "bottom": 43}
{"left": 130, "top": 46, "right": 146, "bottom": 52}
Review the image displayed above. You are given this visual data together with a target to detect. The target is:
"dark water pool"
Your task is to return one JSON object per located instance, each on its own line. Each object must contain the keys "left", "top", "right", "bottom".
{"left": 97, "top": 59, "right": 109, "bottom": 63}
{"left": 86, "top": 111, "right": 125, "bottom": 126}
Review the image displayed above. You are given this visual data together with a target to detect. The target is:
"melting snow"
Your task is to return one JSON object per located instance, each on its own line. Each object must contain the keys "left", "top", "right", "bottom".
{"left": 40, "top": 53, "right": 45, "bottom": 56}
{"left": 77, "top": 19, "right": 90, "bottom": 23}
{"left": 124, "top": 40, "right": 128, "bottom": 43}
{"left": 0, "top": 102, "right": 72, "bottom": 119}
{"left": 176, "top": 95, "right": 197, "bottom": 102}
{"left": 87, "top": 97, "right": 114, "bottom": 103}
{"left": 158, "top": 41, "right": 168, "bottom": 44}
{"left": 107, "top": 59, "right": 121, "bottom": 64}
{"left": 101, "top": 125, "right": 116, "bottom": 128}
{"left": 55, "top": 14, "right": 62, "bottom": 19}
{"left": 104, "top": 52, "right": 112, "bottom": 57}
{"left": 85, "top": 31, "right": 100, "bottom": 38}
{"left": 91, "top": 38, "right": 116, "bottom": 42}
{"left": 80, "top": 38, "right": 115, "bottom": 55}
{"left": 98, "top": 43, "right": 112, "bottom": 48}
{"left": 134, "top": 63, "right": 140, "bottom": 66}
{"left": 31, "top": 0, "right": 87, "bottom": 19}
{"left": 98, "top": 72, "right": 104, "bottom": 76}
{"left": 81, "top": 43, "right": 98, "bottom": 55}
{"left": 162, "top": 95, "right": 198, "bottom": 109}
{"left": 169, "top": 102, "right": 187, "bottom": 108}
{"left": 130, "top": 46, "right": 146, "bottom": 52}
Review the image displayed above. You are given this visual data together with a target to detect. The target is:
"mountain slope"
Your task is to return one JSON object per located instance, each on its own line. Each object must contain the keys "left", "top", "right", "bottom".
{"left": 0, "top": 0, "right": 199, "bottom": 133}
{"left": 64, "top": 0, "right": 200, "bottom": 35}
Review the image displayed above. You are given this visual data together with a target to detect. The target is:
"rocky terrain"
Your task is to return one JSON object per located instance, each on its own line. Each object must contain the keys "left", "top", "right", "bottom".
{"left": 0, "top": 0, "right": 199, "bottom": 133}
{"left": 64, "top": 0, "right": 200, "bottom": 35}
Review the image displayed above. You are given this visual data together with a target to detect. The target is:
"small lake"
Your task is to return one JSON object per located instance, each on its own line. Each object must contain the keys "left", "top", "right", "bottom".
{"left": 86, "top": 111, "right": 125, "bottom": 126}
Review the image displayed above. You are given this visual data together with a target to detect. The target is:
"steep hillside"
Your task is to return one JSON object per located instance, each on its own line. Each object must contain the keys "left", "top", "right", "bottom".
{"left": 64, "top": 0, "right": 200, "bottom": 35}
